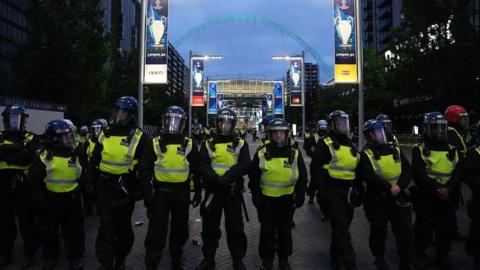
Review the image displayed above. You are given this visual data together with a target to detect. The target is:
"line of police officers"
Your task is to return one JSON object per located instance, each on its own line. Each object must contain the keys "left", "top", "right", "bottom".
{"left": 0, "top": 97, "right": 479, "bottom": 270}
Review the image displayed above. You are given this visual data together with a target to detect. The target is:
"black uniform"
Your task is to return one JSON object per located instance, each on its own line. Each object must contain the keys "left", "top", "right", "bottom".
{"left": 29, "top": 147, "right": 85, "bottom": 265}
{"left": 79, "top": 139, "right": 96, "bottom": 215}
{"left": 198, "top": 136, "right": 250, "bottom": 266}
{"left": 86, "top": 124, "right": 148, "bottom": 269}
{"left": 0, "top": 131, "right": 41, "bottom": 264}
{"left": 462, "top": 146, "right": 480, "bottom": 268}
{"left": 359, "top": 144, "right": 414, "bottom": 269}
{"left": 310, "top": 134, "right": 362, "bottom": 269}
{"left": 249, "top": 143, "right": 307, "bottom": 265}
{"left": 139, "top": 134, "right": 201, "bottom": 269}
{"left": 412, "top": 141, "right": 462, "bottom": 262}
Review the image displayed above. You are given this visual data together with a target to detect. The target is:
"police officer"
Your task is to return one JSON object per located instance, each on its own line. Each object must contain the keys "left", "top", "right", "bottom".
{"left": 0, "top": 105, "right": 40, "bottom": 269}
{"left": 412, "top": 112, "right": 461, "bottom": 270}
{"left": 360, "top": 120, "right": 414, "bottom": 270}
{"left": 305, "top": 120, "right": 328, "bottom": 204}
{"left": 376, "top": 114, "right": 399, "bottom": 147}
{"left": 461, "top": 121, "right": 480, "bottom": 269}
{"left": 195, "top": 108, "right": 250, "bottom": 270}
{"left": 139, "top": 106, "right": 202, "bottom": 270}
{"left": 445, "top": 105, "right": 471, "bottom": 157}
{"left": 260, "top": 115, "right": 276, "bottom": 145}
{"left": 79, "top": 119, "right": 108, "bottom": 216}
{"left": 86, "top": 96, "right": 148, "bottom": 270}
{"left": 78, "top": 126, "right": 89, "bottom": 147}
{"left": 29, "top": 120, "right": 85, "bottom": 270}
{"left": 310, "top": 110, "right": 361, "bottom": 270}
{"left": 249, "top": 118, "right": 307, "bottom": 270}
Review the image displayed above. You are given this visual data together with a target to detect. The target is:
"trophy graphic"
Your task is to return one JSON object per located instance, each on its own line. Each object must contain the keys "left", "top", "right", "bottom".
{"left": 266, "top": 95, "right": 273, "bottom": 111}
{"left": 290, "top": 63, "right": 300, "bottom": 88}
{"left": 193, "top": 69, "right": 203, "bottom": 88}
{"left": 335, "top": 13, "right": 354, "bottom": 46}
{"left": 148, "top": 5, "right": 167, "bottom": 47}
{"left": 154, "top": 0, "right": 162, "bottom": 9}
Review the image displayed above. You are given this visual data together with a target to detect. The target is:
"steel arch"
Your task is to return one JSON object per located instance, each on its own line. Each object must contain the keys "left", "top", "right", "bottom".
{"left": 173, "top": 15, "right": 333, "bottom": 81}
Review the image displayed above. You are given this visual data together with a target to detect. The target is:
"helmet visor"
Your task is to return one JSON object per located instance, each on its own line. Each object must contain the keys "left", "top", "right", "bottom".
{"left": 332, "top": 115, "right": 350, "bottom": 135}
{"left": 4, "top": 113, "right": 24, "bottom": 131}
{"left": 367, "top": 126, "right": 388, "bottom": 145}
{"left": 216, "top": 116, "right": 236, "bottom": 136}
{"left": 459, "top": 112, "right": 469, "bottom": 129}
{"left": 90, "top": 125, "right": 103, "bottom": 139}
{"left": 163, "top": 113, "right": 185, "bottom": 135}
{"left": 270, "top": 130, "right": 288, "bottom": 146}
{"left": 380, "top": 119, "right": 393, "bottom": 134}
{"left": 110, "top": 109, "right": 130, "bottom": 126}
{"left": 426, "top": 120, "right": 448, "bottom": 140}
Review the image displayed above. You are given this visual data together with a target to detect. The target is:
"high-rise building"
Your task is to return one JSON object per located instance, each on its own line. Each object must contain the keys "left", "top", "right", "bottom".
{"left": 167, "top": 42, "right": 189, "bottom": 99}
{"left": 0, "top": 0, "right": 31, "bottom": 92}
{"left": 101, "top": 0, "right": 140, "bottom": 54}
{"left": 362, "top": 0, "right": 404, "bottom": 54}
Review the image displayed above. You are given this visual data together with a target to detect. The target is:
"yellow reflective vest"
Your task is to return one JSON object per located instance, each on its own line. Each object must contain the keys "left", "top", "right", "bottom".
{"left": 364, "top": 147, "right": 402, "bottom": 185}
{"left": 98, "top": 129, "right": 143, "bottom": 175}
{"left": 206, "top": 138, "right": 245, "bottom": 176}
{"left": 0, "top": 132, "right": 34, "bottom": 171}
{"left": 322, "top": 137, "right": 360, "bottom": 180}
{"left": 418, "top": 143, "right": 458, "bottom": 185}
{"left": 39, "top": 152, "right": 81, "bottom": 193}
{"left": 258, "top": 146, "right": 299, "bottom": 197}
{"left": 86, "top": 139, "right": 96, "bottom": 161}
{"left": 153, "top": 136, "right": 193, "bottom": 183}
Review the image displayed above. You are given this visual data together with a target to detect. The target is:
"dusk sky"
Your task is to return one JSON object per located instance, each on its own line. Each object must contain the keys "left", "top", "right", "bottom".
{"left": 168, "top": 0, "right": 334, "bottom": 83}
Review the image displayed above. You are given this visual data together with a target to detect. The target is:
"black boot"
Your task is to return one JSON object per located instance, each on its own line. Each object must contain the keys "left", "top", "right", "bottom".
{"left": 195, "top": 258, "right": 215, "bottom": 270}
{"left": 436, "top": 255, "right": 455, "bottom": 270}
{"left": 374, "top": 258, "right": 389, "bottom": 270}
{"left": 0, "top": 253, "right": 12, "bottom": 267}
{"left": 69, "top": 260, "right": 84, "bottom": 270}
{"left": 114, "top": 259, "right": 126, "bottom": 270}
{"left": 96, "top": 264, "right": 113, "bottom": 270}
{"left": 21, "top": 256, "right": 34, "bottom": 269}
{"left": 260, "top": 260, "right": 273, "bottom": 270}
{"left": 171, "top": 257, "right": 185, "bottom": 270}
{"left": 279, "top": 258, "right": 291, "bottom": 270}
{"left": 414, "top": 253, "right": 427, "bottom": 270}
{"left": 42, "top": 261, "right": 57, "bottom": 270}
{"left": 233, "top": 259, "right": 246, "bottom": 270}
{"left": 398, "top": 262, "right": 415, "bottom": 270}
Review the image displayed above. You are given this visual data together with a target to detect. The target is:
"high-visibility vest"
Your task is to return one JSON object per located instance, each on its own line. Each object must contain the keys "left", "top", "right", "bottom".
{"left": 206, "top": 138, "right": 245, "bottom": 176}
{"left": 322, "top": 137, "right": 359, "bottom": 180}
{"left": 418, "top": 143, "right": 458, "bottom": 185}
{"left": 258, "top": 147, "right": 299, "bottom": 197}
{"left": 313, "top": 134, "right": 321, "bottom": 144}
{"left": 0, "top": 132, "right": 34, "bottom": 171}
{"left": 153, "top": 136, "right": 193, "bottom": 183}
{"left": 448, "top": 127, "right": 467, "bottom": 157}
{"left": 98, "top": 129, "right": 143, "bottom": 175}
{"left": 40, "top": 152, "right": 81, "bottom": 193}
{"left": 86, "top": 139, "right": 96, "bottom": 161}
{"left": 364, "top": 147, "right": 402, "bottom": 185}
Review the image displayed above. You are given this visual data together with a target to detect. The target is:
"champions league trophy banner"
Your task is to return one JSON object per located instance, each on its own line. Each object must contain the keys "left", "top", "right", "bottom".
{"left": 334, "top": 0, "right": 359, "bottom": 83}
{"left": 192, "top": 59, "right": 205, "bottom": 106}
{"left": 289, "top": 60, "right": 303, "bottom": 106}
{"left": 273, "top": 82, "right": 284, "bottom": 115}
{"left": 266, "top": 93, "right": 273, "bottom": 113}
{"left": 217, "top": 93, "right": 224, "bottom": 110}
{"left": 208, "top": 81, "right": 217, "bottom": 114}
{"left": 143, "top": 0, "right": 168, "bottom": 84}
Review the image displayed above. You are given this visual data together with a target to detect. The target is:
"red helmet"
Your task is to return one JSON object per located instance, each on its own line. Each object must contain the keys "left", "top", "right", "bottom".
{"left": 445, "top": 105, "right": 468, "bottom": 125}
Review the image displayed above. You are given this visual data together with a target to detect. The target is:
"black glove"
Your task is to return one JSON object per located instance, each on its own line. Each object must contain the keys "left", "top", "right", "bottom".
{"left": 294, "top": 193, "right": 305, "bottom": 209}
{"left": 191, "top": 191, "right": 202, "bottom": 208}
{"left": 252, "top": 194, "right": 261, "bottom": 209}
{"left": 144, "top": 184, "right": 155, "bottom": 208}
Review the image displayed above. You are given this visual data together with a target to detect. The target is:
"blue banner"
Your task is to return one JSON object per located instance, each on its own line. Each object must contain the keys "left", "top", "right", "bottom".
{"left": 266, "top": 93, "right": 273, "bottom": 113}
{"left": 143, "top": 0, "right": 168, "bottom": 84}
{"left": 334, "top": 0, "right": 358, "bottom": 83}
{"left": 192, "top": 59, "right": 205, "bottom": 106}
{"left": 208, "top": 81, "right": 217, "bottom": 114}
{"left": 273, "top": 82, "right": 283, "bottom": 115}
{"left": 289, "top": 60, "right": 303, "bottom": 106}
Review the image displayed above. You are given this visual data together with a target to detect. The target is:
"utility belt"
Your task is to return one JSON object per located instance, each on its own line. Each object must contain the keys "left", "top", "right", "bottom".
{"left": 0, "top": 173, "right": 25, "bottom": 189}
{"left": 153, "top": 181, "right": 189, "bottom": 194}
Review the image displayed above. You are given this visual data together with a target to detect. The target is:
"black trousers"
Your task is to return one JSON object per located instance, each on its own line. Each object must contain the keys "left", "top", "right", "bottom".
{"left": 200, "top": 192, "right": 247, "bottom": 261}
{"left": 95, "top": 179, "right": 135, "bottom": 267}
{"left": 258, "top": 194, "right": 294, "bottom": 262}
{"left": 40, "top": 191, "right": 85, "bottom": 262}
{"left": 364, "top": 192, "right": 413, "bottom": 265}
{"left": 0, "top": 175, "right": 40, "bottom": 258}
{"left": 467, "top": 196, "right": 480, "bottom": 266}
{"left": 144, "top": 184, "right": 190, "bottom": 268}
{"left": 326, "top": 184, "right": 356, "bottom": 268}
{"left": 414, "top": 193, "right": 456, "bottom": 256}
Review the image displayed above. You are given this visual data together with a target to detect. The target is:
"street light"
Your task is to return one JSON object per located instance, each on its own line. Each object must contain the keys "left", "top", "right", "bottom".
{"left": 189, "top": 51, "right": 223, "bottom": 135}
{"left": 272, "top": 51, "right": 306, "bottom": 140}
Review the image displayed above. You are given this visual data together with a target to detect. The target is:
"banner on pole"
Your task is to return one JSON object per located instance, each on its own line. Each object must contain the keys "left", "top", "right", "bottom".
{"left": 217, "top": 93, "right": 224, "bottom": 109}
{"left": 143, "top": 0, "right": 168, "bottom": 84}
{"left": 334, "top": 0, "right": 359, "bottom": 84}
{"left": 191, "top": 59, "right": 205, "bottom": 106}
{"left": 266, "top": 93, "right": 273, "bottom": 113}
{"left": 289, "top": 60, "right": 303, "bottom": 106}
{"left": 207, "top": 81, "right": 217, "bottom": 114}
{"left": 273, "top": 82, "right": 284, "bottom": 115}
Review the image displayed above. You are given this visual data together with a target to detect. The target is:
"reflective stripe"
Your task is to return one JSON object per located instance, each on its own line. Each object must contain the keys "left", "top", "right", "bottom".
{"left": 40, "top": 152, "right": 81, "bottom": 193}
{"left": 46, "top": 179, "right": 78, "bottom": 184}
{"left": 100, "top": 160, "right": 133, "bottom": 167}
{"left": 448, "top": 127, "right": 467, "bottom": 155}
{"left": 127, "top": 129, "right": 143, "bottom": 160}
{"left": 419, "top": 143, "right": 458, "bottom": 185}
{"left": 425, "top": 170, "right": 452, "bottom": 178}
{"left": 155, "top": 167, "right": 189, "bottom": 173}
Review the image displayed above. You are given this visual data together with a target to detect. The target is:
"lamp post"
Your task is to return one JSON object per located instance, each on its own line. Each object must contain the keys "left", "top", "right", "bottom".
{"left": 272, "top": 51, "right": 305, "bottom": 140}
{"left": 189, "top": 52, "right": 223, "bottom": 135}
